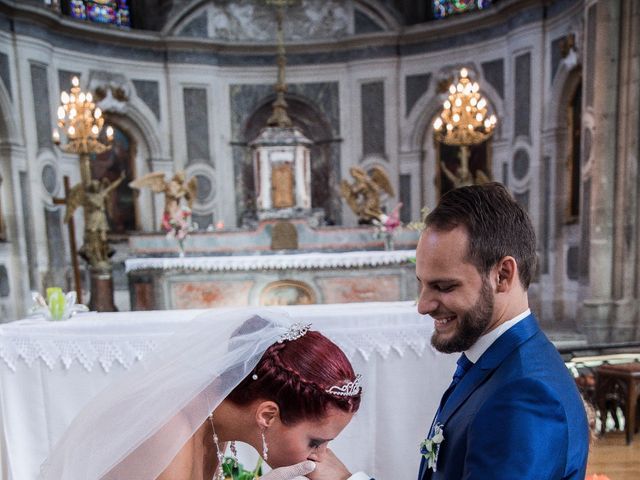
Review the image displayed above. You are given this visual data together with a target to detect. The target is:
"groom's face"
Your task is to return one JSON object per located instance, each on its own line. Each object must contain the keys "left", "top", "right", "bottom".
{"left": 416, "top": 226, "right": 495, "bottom": 353}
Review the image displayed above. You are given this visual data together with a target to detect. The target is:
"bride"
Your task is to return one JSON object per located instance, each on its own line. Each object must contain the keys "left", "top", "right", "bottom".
{"left": 39, "top": 309, "right": 362, "bottom": 480}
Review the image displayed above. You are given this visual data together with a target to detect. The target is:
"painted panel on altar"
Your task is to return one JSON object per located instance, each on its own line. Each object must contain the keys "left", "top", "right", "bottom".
{"left": 317, "top": 275, "right": 401, "bottom": 303}
{"left": 259, "top": 280, "right": 316, "bottom": 306}
{"left": 171, "top": 280, "right": 254, "bottom": 308}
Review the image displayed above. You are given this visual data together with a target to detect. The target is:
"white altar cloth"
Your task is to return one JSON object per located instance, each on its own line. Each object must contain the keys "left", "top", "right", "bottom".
{"left": 0, "top": 302, "right": 456, "bottom": 480}
{"left": 124, "top": 249, "right": 417, "bottom": 273}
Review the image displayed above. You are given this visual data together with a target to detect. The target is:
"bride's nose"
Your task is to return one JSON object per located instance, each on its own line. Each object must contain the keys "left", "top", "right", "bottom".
{"left": 308, "top": 444, "right": 328, "bottom": 461}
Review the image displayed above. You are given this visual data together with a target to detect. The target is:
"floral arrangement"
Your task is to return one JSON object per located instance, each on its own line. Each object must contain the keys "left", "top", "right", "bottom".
{"left": 420, "top": 423, "right": 444, "bottom": 472}
{"left": 29, "top": 288, "right": 89, "bottom": 321}
{"left": 162, "top": 207, "right": 194, "bottom": 256}
{"left": 373, "top": 203, "right": 403, "bottom": 250}
{"left": 222, "top": 456, "right": 262, "bottom": 480}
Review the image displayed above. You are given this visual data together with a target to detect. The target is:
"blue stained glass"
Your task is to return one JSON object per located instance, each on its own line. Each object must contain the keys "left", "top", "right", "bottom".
{"left": 67, "top": 0, "right": 130, "bottom": 27}
{"left": 433, "top": 0, "right": 493, "bottom": 19}
{"left": 70, "top": 0, "right": 87, "bottom": 20}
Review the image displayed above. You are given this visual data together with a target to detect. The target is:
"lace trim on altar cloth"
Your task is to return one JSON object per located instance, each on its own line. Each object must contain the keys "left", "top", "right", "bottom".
{"left": 0, "top": 334, "right": 163, "bottom": 373}
{"left": 124, "top": 250, "right": 416, "bottom": 273}
{"left": 0, "top": 325, "right": 435, "bottom": 373}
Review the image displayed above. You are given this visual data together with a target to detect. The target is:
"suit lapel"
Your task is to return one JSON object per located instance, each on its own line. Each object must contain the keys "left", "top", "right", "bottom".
{"left": 437, "top": 314, "right": 540, "bottom": 425}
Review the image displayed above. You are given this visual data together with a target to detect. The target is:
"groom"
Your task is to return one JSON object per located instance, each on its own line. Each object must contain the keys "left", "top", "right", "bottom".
{"left": 309, "top": 183, "right": 589, "bottom": 480}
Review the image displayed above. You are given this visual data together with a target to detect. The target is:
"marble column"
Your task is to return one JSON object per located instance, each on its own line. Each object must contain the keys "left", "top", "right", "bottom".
{"left": 581, "top": 0, "right": 640, "bottom": 342}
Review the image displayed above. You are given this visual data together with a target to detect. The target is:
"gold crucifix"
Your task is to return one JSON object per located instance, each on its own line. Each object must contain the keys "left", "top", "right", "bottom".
{"left": 264, "top": 0, "right": 299, "bottom": 128}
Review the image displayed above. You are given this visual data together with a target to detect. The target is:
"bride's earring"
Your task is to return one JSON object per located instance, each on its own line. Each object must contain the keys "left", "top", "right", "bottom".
{"left": 209, "top": 414, "right": 225, "bottom": 480}
{"left": 261, "top": 429, "right": 269, "bottom": 460}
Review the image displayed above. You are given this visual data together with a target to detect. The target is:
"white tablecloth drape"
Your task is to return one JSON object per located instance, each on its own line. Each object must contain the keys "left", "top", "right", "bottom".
{"left": 0, "top": 302, "right": 456, "bottom": 480}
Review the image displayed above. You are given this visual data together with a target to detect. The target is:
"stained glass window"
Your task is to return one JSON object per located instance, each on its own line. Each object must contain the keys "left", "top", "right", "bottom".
{"left": 68, "top": 0, "right": 130, "bottom": 27}
{"left": 433, "top": 0, "right": 493, "bottom": 19}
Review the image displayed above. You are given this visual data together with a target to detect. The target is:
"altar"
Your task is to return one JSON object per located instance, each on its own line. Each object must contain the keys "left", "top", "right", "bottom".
{"left": 126, "top": 249, "right": 418, "bottom": 310}
{"left": 0, "top": 302, "right": 455, "bottom": 480}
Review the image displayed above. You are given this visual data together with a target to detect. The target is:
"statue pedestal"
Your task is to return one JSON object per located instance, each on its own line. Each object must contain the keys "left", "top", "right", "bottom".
{"left": 88, "top": 266, "right": 117, "bottom": 312}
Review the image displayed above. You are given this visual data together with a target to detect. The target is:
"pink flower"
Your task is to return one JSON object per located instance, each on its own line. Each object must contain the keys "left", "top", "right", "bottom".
{"left": 384, "top": 203, "right": 403, "bottom": 232}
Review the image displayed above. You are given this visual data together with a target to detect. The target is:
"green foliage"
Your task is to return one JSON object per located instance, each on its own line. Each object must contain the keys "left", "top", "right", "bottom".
{"left": 221, "top": 457, "right": 263, "bottom": 480}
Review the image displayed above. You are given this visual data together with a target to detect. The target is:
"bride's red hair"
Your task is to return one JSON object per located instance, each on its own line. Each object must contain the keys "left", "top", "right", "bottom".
{"left": 227, "top": 330, "right": 361, "bottom": 424}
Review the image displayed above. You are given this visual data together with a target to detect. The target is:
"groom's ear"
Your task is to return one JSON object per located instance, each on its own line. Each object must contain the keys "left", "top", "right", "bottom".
{"left": 495, "top": 256, "right": 518, "bottom": 293}
{"left": 255, "top": 401, "right": 280, "bottom": 428}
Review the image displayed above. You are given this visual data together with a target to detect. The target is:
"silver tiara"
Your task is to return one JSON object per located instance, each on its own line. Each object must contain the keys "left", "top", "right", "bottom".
{"left": 277, "top": 322, "right": 312, "bottom": 343}
{"left": 325, "top": 374, "right": 363, "bottom": 397}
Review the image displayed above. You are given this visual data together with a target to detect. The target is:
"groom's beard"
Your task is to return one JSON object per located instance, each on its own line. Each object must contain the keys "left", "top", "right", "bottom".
{"left": 431, "top": 277, "right": 494, "bottom": 354}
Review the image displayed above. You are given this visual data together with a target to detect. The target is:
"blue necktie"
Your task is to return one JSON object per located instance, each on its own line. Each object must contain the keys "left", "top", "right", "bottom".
{"left": 434, "top": 353, "right": 474, "bottom": 425}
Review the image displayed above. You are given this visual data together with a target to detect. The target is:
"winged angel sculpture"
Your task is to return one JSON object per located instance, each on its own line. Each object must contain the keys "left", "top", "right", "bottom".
{"left": 65, "top": 173, "right": 125, "bottom": 268}
{"left": 129, "top": 171, "right": 198, "bottom": 228}
{"left": 340, "top": 166, "right": 395, "bottom": 223}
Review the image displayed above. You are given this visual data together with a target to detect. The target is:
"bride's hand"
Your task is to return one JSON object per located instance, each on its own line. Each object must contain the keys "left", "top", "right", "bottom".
{"left": 260, "top": 460, "right": 316, "bottom": 480}
{"left": 307, "top": 449, "right": 351, "bottom": 480}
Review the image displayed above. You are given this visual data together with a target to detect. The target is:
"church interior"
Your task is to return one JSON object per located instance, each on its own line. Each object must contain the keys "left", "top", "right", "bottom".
{"left": 0, "top": 0, "right": 639, "bottom": 478}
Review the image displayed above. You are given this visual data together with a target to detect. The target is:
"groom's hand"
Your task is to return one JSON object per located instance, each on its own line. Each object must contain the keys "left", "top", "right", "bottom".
{"left": 260, "top": 460, "right": 316, "bottom": 480}
{"left": 307, "top": 449, "right": 351, "bottom": 480}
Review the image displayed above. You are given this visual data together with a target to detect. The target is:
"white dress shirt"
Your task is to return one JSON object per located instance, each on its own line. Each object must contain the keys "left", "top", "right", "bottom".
{"left": 465, "top": 308, "right": 531, "bottom": 363}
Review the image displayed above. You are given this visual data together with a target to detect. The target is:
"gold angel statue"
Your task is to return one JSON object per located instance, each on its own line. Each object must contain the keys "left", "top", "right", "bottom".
{"left": 340, "top": 165, "right": 395, "bottom": 223}
{"left": 65, "top": 172, "right": 126, "bottom": 268}
{"left": 129, "top": 171, "right": 198, "bottom": 228}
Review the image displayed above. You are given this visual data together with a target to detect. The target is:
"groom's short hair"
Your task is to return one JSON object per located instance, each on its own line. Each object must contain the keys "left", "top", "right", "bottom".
{"left": 425, "top": 182, "right": 537, "bottom": 289}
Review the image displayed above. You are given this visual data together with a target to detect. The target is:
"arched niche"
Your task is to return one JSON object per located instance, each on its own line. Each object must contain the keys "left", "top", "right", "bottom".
{"left": 100, "top": 105, "right": 162, "bottom": 232}
{"left": 403, "top": 67, "right": 505, "bottom": 211}
{"left": 240, "top": 94, "right": 339, "bottom": 224}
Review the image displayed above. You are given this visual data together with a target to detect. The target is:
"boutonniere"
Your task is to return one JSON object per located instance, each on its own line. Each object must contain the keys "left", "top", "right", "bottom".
{"left": 420, "top": 423, "right": 444, "bottom": 472}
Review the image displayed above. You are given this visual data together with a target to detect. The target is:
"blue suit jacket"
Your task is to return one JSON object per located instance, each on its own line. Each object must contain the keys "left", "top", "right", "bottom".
{"left": 418, "top": 314, "right": 589, "bottom": 480}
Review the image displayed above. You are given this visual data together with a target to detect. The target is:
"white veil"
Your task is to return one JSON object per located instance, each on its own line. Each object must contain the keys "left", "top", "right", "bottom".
{"left": 39, "top": 308, "right": 297, "bottom": 480}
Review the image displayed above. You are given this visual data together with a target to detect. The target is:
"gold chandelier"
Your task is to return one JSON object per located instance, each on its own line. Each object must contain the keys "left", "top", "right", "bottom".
{"left": 433, "top": 68, "right": 497, "bottom": 146}
{"left": 53, "top": 76, "right": 113, "bottom": 185}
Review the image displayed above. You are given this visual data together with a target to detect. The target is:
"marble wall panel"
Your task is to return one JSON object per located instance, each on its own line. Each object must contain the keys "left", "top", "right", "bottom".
{"left": 502, "top": 162, "right": 509, "bottom": 187}
{"left": 0, "top": 52, "right": 11, "bottom": 99}
{"left": 132, "top": 79, "right": 161, "bottom": 120}
{"left": 566, "top": 245, "right": 579, "bottom": 280}
{"left": 405, "top": 73, "right": 431, "bottom": 116}
{"left": 585, "top": 3, "right": 596, "bottom": 108}
{"left": 171, "top": 280, "right": 254, "bottom": 308}
{"left": 183, "top": 87, "right": 210, "bottom": 164}
{"left": 399, "top": 173, "right": 411, "bottom": 223}
{"left": 541, "top": 155, "right": 551, "bottom": 275}
{"left": 317, "top": 274, "right": 401, "bottom": 303}
{"left": 44, "top": 208, "right": 65, "bottom": 269}
{"left": 579, "top": 178, "right": 591, "bottom": 283}
{"left": 0, "top": 264, "right": 9, "bottom": 297}
{"left": 550, "top": 36, "right": 565, "bottom": 83}
{"left": 19, "top": 172, "right": 37, "bottom": 289}
{"left": 361, "top": 81, "right": 385, "bottom": 157}
{"left": 481, "top": 59, "right": 504, "bottom": 99}
{"left": 514, "top": 53, "right": 531, "bottom": 139}
{"left": 30, "top": 63, "right": 52, "bottom": 150}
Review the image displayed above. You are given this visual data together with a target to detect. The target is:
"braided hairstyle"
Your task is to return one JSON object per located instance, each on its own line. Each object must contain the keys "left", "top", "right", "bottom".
{"left": 227, "top": 330, "right": 361, "bottom": 425}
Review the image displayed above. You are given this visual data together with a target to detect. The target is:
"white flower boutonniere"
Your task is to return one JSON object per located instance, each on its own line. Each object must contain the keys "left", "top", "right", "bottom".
{"left": 420, "top": 423, "right": 444, "bottom": 472}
